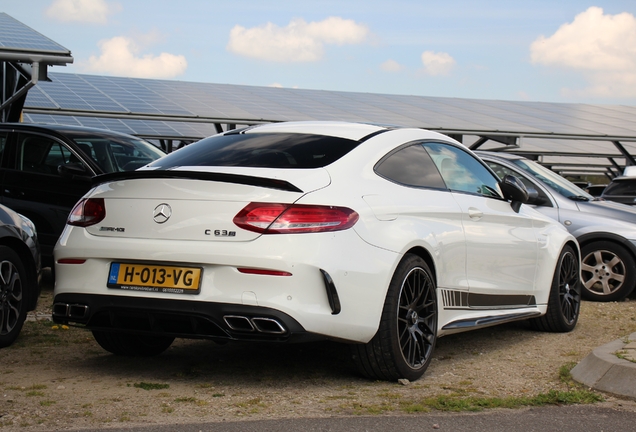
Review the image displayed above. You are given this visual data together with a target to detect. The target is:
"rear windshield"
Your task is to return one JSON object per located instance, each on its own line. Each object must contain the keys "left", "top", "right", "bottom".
{"left": 147, "top": 133, "right": 361, "bottom": 169}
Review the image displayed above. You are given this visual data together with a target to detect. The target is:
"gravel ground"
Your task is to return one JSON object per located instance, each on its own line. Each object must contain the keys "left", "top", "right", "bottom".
{"left": 1, "top": 276, "right": 635, "bottom": 431}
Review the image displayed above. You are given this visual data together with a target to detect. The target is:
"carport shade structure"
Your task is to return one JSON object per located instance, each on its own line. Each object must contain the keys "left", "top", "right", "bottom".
{"left": 2, "top": 12, "right": 636, "bottom": 178}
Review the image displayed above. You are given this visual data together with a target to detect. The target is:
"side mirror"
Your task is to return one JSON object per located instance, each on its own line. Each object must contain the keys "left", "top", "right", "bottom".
{"left": 499, "top": 174, "right": 529, "bottom": 212}
{"left": 527, "top": 188, "right": 539, "bottom": 201}
{"left": 58, "top": 163, "right": 91, "bottom": 181}
{"left": 525, "top": 187, "right": 550, "bottom": 206}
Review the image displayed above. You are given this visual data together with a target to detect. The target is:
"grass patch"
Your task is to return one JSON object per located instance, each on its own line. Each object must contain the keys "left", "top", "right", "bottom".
{"left": 559, "top": 362, "right": 578, "bottom": 383}
{"left": 615, "top": 351, "right": 636, "bottom": 363}
{"left": 133, "top": 382, "right": 169, "bottom": 391}
{"left": 338, "top": 363, "right": 603, "bottom": 415}
{"left": 9, "top": 321, "right": 80, "bottom": 347}
{"left": 401, "top": 389, "right": 603, "bottom": 413}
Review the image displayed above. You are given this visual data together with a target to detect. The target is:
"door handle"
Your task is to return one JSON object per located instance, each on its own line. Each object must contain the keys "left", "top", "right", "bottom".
{"left": 468, "top": 207, "right": 483, "bottom": 220}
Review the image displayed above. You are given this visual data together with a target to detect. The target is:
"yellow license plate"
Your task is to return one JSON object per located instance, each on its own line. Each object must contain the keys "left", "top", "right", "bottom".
{"left": 107, "top": 263, "right": 202, "bottom": 294}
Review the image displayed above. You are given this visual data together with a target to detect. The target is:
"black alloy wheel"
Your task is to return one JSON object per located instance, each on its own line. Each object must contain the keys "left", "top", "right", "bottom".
{"left": 530, "top": 245, "right": 581, "bottom": 332}
{"left": 397, "top": 266, "right": 437, "bottom": 371}
{"left": 352, "top": 254, "right": 437, "bottom": 381}
{"left": 0, "top": 246, "right": 28, "bottom": 348}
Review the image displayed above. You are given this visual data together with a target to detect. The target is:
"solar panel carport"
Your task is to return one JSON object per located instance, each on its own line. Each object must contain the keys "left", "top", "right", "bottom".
{"left": 2, "top": 12, "right": 636, "bottom": 180}
{"left": 0, "top": 13, "right": 73, "bottom": 123}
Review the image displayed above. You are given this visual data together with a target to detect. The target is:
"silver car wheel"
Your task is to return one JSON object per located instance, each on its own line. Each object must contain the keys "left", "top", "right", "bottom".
{"left": 581, "top": 249, "right": 626, "bottom": 296}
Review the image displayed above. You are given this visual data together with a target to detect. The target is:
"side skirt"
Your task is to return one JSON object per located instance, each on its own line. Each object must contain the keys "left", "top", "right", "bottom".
{"left": 442, "top": 311, "right": 542, "bottom": 331}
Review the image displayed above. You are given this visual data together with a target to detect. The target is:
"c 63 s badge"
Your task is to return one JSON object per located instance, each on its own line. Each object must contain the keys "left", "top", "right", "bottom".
{"left": 205, "top": 229, "right": 236, "bottom": 237}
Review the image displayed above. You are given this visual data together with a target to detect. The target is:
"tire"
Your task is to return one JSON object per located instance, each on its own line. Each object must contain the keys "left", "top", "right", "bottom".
{"left": 351, "top": 254, "right": 437, "bottom": 381}
{"left": 530, "top": 245, "right": 581, "bottom": 332}
{"left": 580, "top": 241, "right": 636, "bottom": 302}
{"left": 0, "top": 246, "right": 29, "bottom": 348}
{"left": 92, "top": 331, "right": 174, "bottom": 356}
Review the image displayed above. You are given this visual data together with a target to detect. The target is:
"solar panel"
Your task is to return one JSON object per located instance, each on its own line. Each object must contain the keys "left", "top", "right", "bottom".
{"left": 24, "top": 71, "right": 636, "bottom": 141}
{"left": 0, "top": 13, "right": 70, "bottom": 54}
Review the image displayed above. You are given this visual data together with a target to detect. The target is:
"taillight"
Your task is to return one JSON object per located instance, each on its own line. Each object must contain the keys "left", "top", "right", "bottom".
{"left": 68, "top": 198, "right": 106, "bottom": 227}
{"left": 233, "top": 202, "right": 359, "bottom": 234}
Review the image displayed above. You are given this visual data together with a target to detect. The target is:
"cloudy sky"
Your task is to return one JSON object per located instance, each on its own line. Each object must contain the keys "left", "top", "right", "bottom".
{"left": 4, "top": 0, "right": 636, "bottom": 105}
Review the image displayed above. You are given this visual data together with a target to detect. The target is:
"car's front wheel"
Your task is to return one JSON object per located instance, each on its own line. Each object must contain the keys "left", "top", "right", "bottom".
{"left": 530, "top": 245, "right": 581, "bottom": 332}
{"left": 580, "top": 241, "right": 636, "bottom": 302}
{"left": 352, "top": 254, "right": 437, "bottom": 381}
{"left": 0, "top": 246, "right": 29, "bottom": 348}
{"left": 92, "top": 331, "right": 174, "bottom": 356}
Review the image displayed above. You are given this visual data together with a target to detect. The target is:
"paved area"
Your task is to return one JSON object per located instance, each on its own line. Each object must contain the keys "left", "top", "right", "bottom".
{"left": 571, "top": 331, "right": 636, "bottom": 399}
{"left": 73, "top": 405, "right": 636, "bottom": 432}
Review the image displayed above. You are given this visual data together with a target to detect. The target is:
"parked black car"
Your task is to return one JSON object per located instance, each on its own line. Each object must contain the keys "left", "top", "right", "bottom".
{"left": 601, "top": 176, "right": 636, "bottom": 206}
{"left": 0, "top": 203, "right": 41, "bottom": 346}
{"left": 585, "top": 184, "right": 607, "bottom": 197}
{"left": 0, "top": 123, "right": 165, "bottom": 266}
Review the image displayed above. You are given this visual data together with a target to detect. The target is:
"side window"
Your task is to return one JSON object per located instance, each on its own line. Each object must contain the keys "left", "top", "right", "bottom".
{"left": 16, "top": 133, "right": 84, "bottom": 176}
{"left": 424, "top": 143, "right": 502, "bottom": 198}
{"left": 375, "top": 143, "right": 446, "bottom": 189}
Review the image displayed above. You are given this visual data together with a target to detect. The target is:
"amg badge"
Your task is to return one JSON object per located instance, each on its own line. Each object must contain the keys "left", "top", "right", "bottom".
{"left": 100, "top": 227, "right": 125, "bottom": 232}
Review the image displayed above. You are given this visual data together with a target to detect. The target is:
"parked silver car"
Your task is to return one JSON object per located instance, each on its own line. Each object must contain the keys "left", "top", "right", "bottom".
{"left": 478, "top": 151, "right": 636, "bottom": 302}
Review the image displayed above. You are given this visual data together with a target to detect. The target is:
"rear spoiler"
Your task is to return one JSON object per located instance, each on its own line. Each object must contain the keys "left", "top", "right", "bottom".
{"left": 92, "top": 170, "right": 304, "bottom": 193}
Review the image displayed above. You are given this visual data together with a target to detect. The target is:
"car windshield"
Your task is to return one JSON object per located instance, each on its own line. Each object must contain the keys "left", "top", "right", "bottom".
{"left": 510, "top": 158, "right": 594, "bottom": 201}
{"left": 67, "top": 133, "right": 165, "bottom": 173}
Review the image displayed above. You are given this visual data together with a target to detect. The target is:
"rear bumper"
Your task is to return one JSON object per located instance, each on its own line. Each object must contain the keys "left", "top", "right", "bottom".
{"left": 54, "top": 226, "right": 400, "bottom": 343}
{"left": 52, "top": 293, "right": 321, "bottom": 343}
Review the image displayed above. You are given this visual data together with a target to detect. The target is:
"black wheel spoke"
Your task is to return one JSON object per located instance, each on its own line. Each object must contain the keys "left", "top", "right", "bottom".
{"left": 397, "top": 266, "right": 437, "bottom": 369}
{"left": 0, "top": 259, "right": 22, "bottom": 336}
{"left": 557, "top": 251, "right": 580, "bottom": 325}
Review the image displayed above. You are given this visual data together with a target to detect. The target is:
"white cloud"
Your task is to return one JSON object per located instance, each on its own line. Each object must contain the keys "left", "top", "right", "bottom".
{"left": 227, "top": 17, "right": 369, "bottom": 62}
{"left": 381, "top": 59, "right": 403, "bottom": 72}
{"left": 82, "top": 36, "right": 187, "bottom": 79}
{"left": 421, "top": 51, "right": 456, "bottom": 76}
{"left": 530, "top": 6, "right": 636, "bottom": 98}
{"left": 45, "top": 0, "right": 121, "bottom": 24}
{"left": 268, "top": 83, "right": 299, "bottom": 89}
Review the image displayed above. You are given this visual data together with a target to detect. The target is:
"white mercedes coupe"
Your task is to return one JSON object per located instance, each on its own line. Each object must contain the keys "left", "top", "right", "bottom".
{"left": 53, "top": 121, "right": 581, "bottom": 381}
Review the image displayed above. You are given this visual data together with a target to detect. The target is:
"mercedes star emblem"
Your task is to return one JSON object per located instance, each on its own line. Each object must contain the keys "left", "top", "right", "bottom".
{"left": 153, "top": 203, "right": 172, "bottom": 224}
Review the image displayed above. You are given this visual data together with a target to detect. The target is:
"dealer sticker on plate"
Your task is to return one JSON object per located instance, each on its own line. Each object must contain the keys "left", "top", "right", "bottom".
{"left": 108, "top": 263, "right": 202, "bottom": 294}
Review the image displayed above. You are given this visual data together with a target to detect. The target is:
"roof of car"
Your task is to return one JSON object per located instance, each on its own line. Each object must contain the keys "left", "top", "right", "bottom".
{"left": 607, "top": 176, "right": 636, "bottom": 182}
{"left": 475, "top": 150, "right": 526, "bottom": 161}
{"left": 0, "top": 122, "right": 140, "bottom": 138}
{"left": 241, "top": 121, "right": 390, "bottom": 141}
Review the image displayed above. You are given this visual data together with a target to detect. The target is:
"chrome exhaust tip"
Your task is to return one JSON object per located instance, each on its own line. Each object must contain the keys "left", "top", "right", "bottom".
{"left": 223, "top": 315, "right": 255, "bottom": 332}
